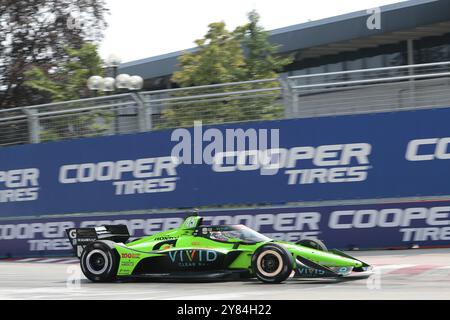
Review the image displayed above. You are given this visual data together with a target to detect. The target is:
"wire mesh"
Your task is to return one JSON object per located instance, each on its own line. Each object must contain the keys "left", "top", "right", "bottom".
{"left": 0, "top": 108, "right": 30, "bottom": 146}
{"left": 26, "top": 94, "right": 140, "bottom": 143}
{"left": 0, "top": 61, "right": 450, "bottom": 147}
{"left": 289, "top": 62, "right": 450, "bottom": 118}
{"left": 139, "top": 79, "right": 283, "bottom": 130}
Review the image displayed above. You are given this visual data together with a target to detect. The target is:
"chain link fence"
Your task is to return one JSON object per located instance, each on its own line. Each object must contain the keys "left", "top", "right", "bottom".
{"left": 287, "top": 61, "right": 450, "bottom": 118}
{"left": 15, "top": 94, "right": 145, "bottom": 145}
{"left": 1, "top": 61, "right": 450, "bottom": 147}
{"left": 139, "top": 78, "right": 283, "bottom": 130}
{"left": 0, "top": 107, "right": 30, "bottom": 146}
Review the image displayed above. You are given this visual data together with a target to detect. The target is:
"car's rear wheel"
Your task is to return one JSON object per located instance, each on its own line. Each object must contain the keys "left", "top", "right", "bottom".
{"left": 296, "top": 238, "right": 328, "bottom": 252}
{"left": 80, "top": 241, "right": 119, "bottom": 282}
{"left": 252, "top": 243, "right": 293, "bottom": 284}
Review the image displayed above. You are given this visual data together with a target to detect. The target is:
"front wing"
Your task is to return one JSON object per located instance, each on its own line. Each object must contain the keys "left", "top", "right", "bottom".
{"left": 294, "top": 252, "right": 373, "bottom": 279}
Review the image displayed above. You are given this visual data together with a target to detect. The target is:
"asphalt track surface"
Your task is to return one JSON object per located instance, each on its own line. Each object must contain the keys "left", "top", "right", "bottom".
{"left": 1, "top": 248, "right": 450, "bottom": 300}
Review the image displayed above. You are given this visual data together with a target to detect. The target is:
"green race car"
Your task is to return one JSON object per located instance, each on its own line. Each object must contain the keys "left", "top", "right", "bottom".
{"left": 66, "top": 212, "right": 373, "bottom": 284}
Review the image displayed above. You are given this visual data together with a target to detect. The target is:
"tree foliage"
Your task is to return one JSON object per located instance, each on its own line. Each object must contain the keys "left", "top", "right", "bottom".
{"left": 24, "top": 43, "right": 111, "bottom": 142}
{"left": 25, "top": 43, "right": 103, "bottom": 102}
{"left": 162, "top": 11, "right": 292, "bottom": 128}
{"left": 172, "top": 22, "right": 247, "bottom": 87}
{"left": 237, "top": 10, "right": 292, "bottom": 80}
{"left": 0, "top": 0, "right": 108, "bottom": 108}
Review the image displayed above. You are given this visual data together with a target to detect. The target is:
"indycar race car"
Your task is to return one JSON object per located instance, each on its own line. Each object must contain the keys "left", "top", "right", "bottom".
{"left": 66, "top": 213, "right": 373, "bottom": 284}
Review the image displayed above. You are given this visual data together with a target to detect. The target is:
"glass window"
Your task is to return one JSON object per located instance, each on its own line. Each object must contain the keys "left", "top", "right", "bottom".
{"left": 308, "top": 65, "right": 326, "bottom": 84}
{"left": 385, "top": 52, "right": 406, "bottom": 77}
{"left": 325, "top": 62, "right": 345, "bottom": 83}
{"left": 346, "top": 58, "right": 365, "bottom": 81}
{"left": 416, "top": 44, "right": 450, "bottom": 73}
{"left": 364, "top": 55, "right": 385, "bottom": 79}
{"left": 414, "top": 33, "right": 450, "bottom": 67}
{"left": 365, "top": 54, "right": 384, "bottom": 69}
{"left": 291, "top": 69, "right": 309, "bottom": 86}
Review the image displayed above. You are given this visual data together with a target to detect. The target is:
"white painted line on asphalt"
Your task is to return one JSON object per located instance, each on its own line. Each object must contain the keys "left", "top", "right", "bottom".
{"left": 38, "top": 258, "right": 67, "bottom": 263}
{"left": 15, "top": 258, "right": 42, "bottom": 262}
{"left": 374, "top": 264, "right": 416, "bottom": 271}
{"left": 437, "top": 266, "right": 450, "bottom": 270}
{"left": 59, "top": 259, "right": 79, "bottom": 264}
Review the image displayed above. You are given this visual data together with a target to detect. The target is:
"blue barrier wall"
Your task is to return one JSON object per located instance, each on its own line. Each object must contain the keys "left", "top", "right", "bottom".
{"left": 2, "top": 107, "right": 450, "bottom": 217}
{"left": 1, "top": 200, "right": 450, "bottom": 257}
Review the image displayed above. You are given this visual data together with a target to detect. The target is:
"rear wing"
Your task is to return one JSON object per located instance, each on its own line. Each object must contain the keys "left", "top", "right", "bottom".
{"left": 66, "top": 225, "right": 130, "bottom": 258}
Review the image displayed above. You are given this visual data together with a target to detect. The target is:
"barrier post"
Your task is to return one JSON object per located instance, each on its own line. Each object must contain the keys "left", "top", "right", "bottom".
{"left": 23, "top": 108, "right": 40, "bottom": 144}
{"left": 133, "top": 93, "right": 152, "bottom": 132}
{"left": 278, "top": 76, "right": 298, "bottom": 119}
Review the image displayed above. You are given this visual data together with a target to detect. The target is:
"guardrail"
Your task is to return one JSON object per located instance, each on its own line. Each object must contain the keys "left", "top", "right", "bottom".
{"left": 286, "top": 61, "right": 450, "bottom": 118}
{"left": 1, "top": 61, "right": 450, "bottom": 147}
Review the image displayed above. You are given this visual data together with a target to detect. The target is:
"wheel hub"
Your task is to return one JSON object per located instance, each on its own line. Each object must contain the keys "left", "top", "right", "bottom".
{"left": 85, "top": 249, "right": 109, "bottom": 275}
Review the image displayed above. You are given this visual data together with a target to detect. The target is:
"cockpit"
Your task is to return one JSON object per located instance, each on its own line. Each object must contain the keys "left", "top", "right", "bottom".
{"left": 195, "top": 225, "right": 271, "bottom": 244}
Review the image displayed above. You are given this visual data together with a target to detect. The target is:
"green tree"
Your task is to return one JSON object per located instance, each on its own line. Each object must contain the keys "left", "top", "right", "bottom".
{"left": 0, "top": 0, "right": 108, "bottom": 145}
{"left": 161, "top": 22, "right": 247, "bottom": 128}
{"left": 161, "top": 11, "right": 292, "bottom": 128}
{"left": 24, "top": 43, "right": 112, "bottom": 141}
{"left": 172, "top": 22, "right": 247, "bottom": 87}
{"left": 237, "top": 10, "right": 292, "bottom": 80}
{"left": 0, "top": 0, "right": 108, "bottom": 108}
{"left": 25, "top": 43, "right": 103, "bottom": 102}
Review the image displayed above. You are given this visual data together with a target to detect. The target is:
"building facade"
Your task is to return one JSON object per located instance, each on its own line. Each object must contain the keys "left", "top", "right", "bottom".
{"left": 119, "top": 0, "right": 450, "bottom": 90}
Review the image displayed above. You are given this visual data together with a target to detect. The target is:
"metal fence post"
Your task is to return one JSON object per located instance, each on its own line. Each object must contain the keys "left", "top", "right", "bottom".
{"left": 23, "top": 108, "right": 40, "bottom": 144}
{"left": 133, "top": 93, "right": 152, "bottom": 132}
{"left": 278, "top": 76, "right": 298, "bottom": 119}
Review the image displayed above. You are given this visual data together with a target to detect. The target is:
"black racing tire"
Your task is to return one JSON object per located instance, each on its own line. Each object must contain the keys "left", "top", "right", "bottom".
{"left": 296, "top": 238, "right": 328, "bottom": 252}
{"left": 80, "top": 241, "right": 119, "bottom": 283}
{"left": 251, "top": 243, "right": 294, "bottom": 284}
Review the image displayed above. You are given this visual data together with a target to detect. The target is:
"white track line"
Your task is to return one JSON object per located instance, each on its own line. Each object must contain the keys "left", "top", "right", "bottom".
{"left": 374, "top": 264, "right": 416, "bottom": 271}
{"left": 37, "top": 258, "right": 67, "bottom": 263}
{"left": 15, "top": 258, "right": 43, "bottom": 263}
{"left": 59, "top": 259, "right": 79, "bottom": 264}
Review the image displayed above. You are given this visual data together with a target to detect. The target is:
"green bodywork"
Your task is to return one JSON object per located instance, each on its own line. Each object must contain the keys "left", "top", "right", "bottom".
{"left": 111, "top": 215, "right": 363, "bottom": 277}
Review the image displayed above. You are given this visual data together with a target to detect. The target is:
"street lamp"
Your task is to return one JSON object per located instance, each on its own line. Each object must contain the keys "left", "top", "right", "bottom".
{"left": 105, "top": 54, "right": 122, "bottom": 78}
{"left": 87, "top": 55, "right": 144, "bottom": 134}
{"left": 115, "top": 74, "right": 131, "bottom": 90}
{"left": 106, "top": 54, "right": 121, "bottom": 66}
{"left": 87, "top": 75, "right": 104, "bottom": 96}
{"left": 129, "top": 75, "right": 144, "bottom": 91}
{"left": 87, "top": 73, "right": 144, "bottom": 95}
{"left": 102, "top": 77, "right": 116, "bottom": 92}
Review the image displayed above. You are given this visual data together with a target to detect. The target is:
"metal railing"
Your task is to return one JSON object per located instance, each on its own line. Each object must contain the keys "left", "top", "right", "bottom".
{"left": 1, "top": 61, "right": 450, "bottom": 147}
{"left": 139, "top": 78, "right": 283, "bottom": 130}
{"left": 0, "top": 93, "right": 145, "bottom": 146}
{"left": 286, "top": 61, "right": 450, "bottom": 117}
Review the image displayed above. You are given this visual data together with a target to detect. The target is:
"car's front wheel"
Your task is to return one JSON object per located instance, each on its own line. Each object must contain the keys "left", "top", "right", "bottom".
{"left": 80, "top": 241, "right": 119, "bottom": 282}
{"left": 251, "top": 243, "right": 293, "bottom": 284}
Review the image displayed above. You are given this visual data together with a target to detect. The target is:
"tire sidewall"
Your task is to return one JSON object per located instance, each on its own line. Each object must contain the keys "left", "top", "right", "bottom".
{"left": 252, "top": 243, "right": 293, "bottom": 284}
{"left": 80, "top": 241, "right": 118, "bottom": 282}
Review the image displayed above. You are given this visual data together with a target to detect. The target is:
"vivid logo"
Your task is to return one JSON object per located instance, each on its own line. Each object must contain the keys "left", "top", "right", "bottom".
{"left": 297, "top": 267, "right": 326, "bottom": 276}
{"left": 168, "top": 249, "right": 218, "bottom": 263}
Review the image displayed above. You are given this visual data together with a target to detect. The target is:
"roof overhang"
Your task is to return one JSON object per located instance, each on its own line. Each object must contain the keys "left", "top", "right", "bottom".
{"left": 119, "top": 0, "right": 450, "bottom": 79}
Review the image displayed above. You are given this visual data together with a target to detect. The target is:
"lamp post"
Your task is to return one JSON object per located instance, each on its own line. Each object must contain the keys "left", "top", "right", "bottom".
{"left": 86, "top": 73, "right": 144, "bottom": 94}
{"left": 86, "top": 75, "right": 104, "bottom": 97}
{"left": 87, "top": 57, "right": 144, "bottom": 135}
{"left": 105, "top": 54, "right": 121, "bottom": 79}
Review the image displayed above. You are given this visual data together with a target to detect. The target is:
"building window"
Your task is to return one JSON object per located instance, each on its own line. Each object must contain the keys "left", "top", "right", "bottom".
{"left": 345, "top": 58, "right": 365, "bottom": 80}
{"left": 307, "top": 65, "right": 326, "bottom": 84}
{"left": 325, "top": 62, "right": 345, "bottom": 83}
{"left": 414, "top": 33, "right": 450, "bottom": 67}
